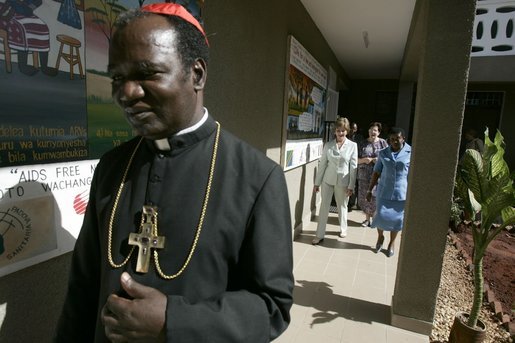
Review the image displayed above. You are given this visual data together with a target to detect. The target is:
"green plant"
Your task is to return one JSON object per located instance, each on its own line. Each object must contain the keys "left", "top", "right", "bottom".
{"left": 449, "top": 193, "right": 464, "bottom": 230}
{"left": 454, "top": 128, "right": 515, "bottom": 328}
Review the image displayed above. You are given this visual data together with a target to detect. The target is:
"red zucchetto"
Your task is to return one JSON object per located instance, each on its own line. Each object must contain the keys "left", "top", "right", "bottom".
{"left": 141, "top": 3, "right": 208, "bottom": 43}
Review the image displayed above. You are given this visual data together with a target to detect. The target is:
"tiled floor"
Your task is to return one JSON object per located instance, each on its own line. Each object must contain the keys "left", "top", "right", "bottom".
{"left": 275, "top": 210, "right": 429, "bottom": 343}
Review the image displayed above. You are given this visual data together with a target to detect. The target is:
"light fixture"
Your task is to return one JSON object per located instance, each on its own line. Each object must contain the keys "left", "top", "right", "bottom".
{"left": 362, "top": 31, "right": 370, "bottom": 48}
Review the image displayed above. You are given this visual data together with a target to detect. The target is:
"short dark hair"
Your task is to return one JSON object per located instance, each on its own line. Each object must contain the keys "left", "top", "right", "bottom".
{"left": 369, "top": 122, "right": 382, "bottom": 132}
{"left": 389, "top": 127, "right": 405, "bottom": 137}
{"left": 113, "top": 9, "right": 209, "bottom": 73}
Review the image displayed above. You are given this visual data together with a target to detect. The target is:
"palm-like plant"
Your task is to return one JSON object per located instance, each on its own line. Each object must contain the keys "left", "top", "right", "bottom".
{"left": 454, "top": 128, "right": 515, "bottom": 328}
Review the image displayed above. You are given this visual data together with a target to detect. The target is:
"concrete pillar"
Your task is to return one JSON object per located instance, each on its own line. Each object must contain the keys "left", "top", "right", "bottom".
{"left": 391, "top": 0, "right": 477, "bottom": 334}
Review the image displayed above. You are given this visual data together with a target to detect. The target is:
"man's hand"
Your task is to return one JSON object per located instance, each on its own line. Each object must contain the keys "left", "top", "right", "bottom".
{"left": 101, "top": 272, "right": 167, "bottom": 342}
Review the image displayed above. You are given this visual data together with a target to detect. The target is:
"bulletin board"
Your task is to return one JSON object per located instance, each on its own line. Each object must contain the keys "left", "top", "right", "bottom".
{"left": 281, "top": 35, "right": 327, "bottom": 171}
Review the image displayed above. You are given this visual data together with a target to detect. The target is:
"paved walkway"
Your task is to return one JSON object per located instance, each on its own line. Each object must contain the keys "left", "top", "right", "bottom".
{"left": 275, "top": 210, "right": 429, "bottom": 343}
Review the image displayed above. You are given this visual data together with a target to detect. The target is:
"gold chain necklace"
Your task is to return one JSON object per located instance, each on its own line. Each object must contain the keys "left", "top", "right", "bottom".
{"left": 107, "top": 122, "right": 221, "bottom": 279}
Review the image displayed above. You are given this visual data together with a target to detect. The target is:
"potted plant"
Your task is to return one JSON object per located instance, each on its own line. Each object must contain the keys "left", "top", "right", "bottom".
{"left": 448, "top": 128, "right": 515, "bottom": 342}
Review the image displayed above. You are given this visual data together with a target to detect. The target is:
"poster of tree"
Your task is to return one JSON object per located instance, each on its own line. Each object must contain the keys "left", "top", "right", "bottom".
{"left": 282, "top": 35, "right": 327, "bottom": 171}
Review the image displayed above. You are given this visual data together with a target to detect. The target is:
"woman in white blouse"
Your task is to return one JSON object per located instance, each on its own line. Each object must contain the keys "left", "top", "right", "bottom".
{"left": 312, "top": 117, "right": 358, "bottom": 245}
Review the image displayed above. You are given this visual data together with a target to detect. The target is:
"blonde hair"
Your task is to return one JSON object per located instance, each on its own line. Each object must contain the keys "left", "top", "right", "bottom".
{"left": 335, "top": 117, "right": 350, "bottom": 133}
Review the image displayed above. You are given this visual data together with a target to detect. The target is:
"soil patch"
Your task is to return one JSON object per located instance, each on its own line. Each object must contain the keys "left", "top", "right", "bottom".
{"left": 452, "top": 223, "right": 515, "bottom": 322}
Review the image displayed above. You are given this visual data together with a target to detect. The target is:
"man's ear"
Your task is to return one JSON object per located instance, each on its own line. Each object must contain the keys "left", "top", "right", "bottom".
{"left": 192, "top": 58, "right": 207, "bottom": 90}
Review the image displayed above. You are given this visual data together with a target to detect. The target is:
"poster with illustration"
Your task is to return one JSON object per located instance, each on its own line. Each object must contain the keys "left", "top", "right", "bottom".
{"left": 0, "top": 0, "right": 205, "bottom": 276}
{"left": 282, "top": 35, "right": 326, "bottom": 171}
{"left": 0, "top": 159, "right": 96, "bottom": 277}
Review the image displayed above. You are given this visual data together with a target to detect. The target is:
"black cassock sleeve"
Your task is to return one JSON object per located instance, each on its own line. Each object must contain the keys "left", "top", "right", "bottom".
{"left": 165, "top": 164, "right": 294, "bottom": 342}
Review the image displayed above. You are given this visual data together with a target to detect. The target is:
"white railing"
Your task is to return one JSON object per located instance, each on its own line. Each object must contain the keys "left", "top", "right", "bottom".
{"left": 472, "top": 0, "right": 515, "bottom": 56}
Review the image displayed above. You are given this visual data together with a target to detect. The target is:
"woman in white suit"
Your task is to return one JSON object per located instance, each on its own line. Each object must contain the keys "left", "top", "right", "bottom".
{"left": 312, "top": 117, "right": 358, "bottom": 245}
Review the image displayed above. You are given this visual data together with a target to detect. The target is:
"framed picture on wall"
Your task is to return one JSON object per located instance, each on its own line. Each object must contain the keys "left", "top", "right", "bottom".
{"left": 281, "top": 35, "right": 327, "bottom": 171}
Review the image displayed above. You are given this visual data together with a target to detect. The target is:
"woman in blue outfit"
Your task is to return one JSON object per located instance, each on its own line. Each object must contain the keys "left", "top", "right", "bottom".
{"left": 312, "top": 117, "right": 358, "bottom": 245}
{"left": 366, "top": 127, "right": 411, "bottom": 257}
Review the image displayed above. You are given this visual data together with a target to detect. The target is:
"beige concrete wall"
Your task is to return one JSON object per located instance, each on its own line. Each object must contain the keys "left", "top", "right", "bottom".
{"left": 285, "top": 161, "right": 319, "bottom": 236}
{"left": 0, "top": 254, "right": 71, "bottom": 342}
{"left": 204, "top": 0, "right": 347, "bottom": 233}
{"left": 204, "top": 0, "right": 347, "bottom": 158}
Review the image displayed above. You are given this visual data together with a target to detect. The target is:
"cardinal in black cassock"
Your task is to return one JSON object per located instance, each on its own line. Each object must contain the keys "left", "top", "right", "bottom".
{"left": 55, "top": 3, "right": 293, "bottom": 343}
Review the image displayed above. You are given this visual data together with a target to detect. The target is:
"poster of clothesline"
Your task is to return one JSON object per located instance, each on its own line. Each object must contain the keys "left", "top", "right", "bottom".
{"left": 282, "top": 35, "right": 327, "bottom": 171}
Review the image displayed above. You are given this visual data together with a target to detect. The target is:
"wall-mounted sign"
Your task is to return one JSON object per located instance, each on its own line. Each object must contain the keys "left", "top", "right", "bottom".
{"left": 282, "top": 36, "right": 327, "bottom": 171}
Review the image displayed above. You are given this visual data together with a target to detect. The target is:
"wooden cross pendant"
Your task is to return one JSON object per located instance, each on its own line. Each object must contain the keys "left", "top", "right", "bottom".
{"left": 128, "top": 206, "right": 165, "bottom": 273}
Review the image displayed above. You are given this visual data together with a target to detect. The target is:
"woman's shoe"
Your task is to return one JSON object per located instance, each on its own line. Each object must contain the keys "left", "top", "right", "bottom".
{"left": 374, "top": 237, "right": 384, "bottom": 253}
{"left": 361, "top": 220, "right": 370, "bottom": 227}
{"left": 387, "top": 249, "right": 395, "bottom": 257}
{"left": 312, "top": 237, "right": 324, "bottom": 245}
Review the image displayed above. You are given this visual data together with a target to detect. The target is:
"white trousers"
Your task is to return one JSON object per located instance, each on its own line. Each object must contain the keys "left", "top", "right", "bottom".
{"left": 315, "top": 182, "right": 349, "bottom": 239}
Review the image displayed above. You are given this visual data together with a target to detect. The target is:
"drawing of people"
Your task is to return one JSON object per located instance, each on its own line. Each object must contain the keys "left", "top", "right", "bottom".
{"left": 0, "top": 0, "right": 57, "bottom": 76}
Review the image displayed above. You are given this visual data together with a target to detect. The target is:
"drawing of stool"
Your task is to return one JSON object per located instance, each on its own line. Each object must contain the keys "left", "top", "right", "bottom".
{"left": 0, "top": 29, "right": 11, "bottom": 73}
{"left": 55, "top": 34, "right": 84, "bottom": 79}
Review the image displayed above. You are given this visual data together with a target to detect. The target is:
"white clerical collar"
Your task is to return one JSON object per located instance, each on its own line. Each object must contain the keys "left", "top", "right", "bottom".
{"left": 154, "top": 108, "right": 208, "bottom": 151}
{"left": 176, "top": 108, "right": 208, "bottom": 135}
{"left": 154, "top": 138, "right": 171, "bottom": 151}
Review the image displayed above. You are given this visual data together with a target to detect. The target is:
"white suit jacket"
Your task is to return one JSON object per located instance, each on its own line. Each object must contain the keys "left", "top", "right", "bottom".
{"left": 315, "top": 139, "right": 358, "bottom": 189}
